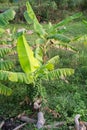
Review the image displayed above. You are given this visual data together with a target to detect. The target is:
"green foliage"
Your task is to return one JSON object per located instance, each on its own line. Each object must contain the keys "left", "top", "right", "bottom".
{"left": 0, "top": 46, "right": 14, "bottom": 96}
{"left": 0, "top": 47, "right": 11, "bottom": 57}
{"left": 0, "top": 0, "right": 9, "bottom": 3}
{"left": 17, "top": 35, "right": 40, "bottom": 74}
{"left": 0, "top": 9, "right": 16, "bottom": 27}
{"left": 16, "top": 33, "right": 74, "bottom": 100}
{"left": 47, "top": 55, "right": 60, "bottom": 67}
{"left": 0, "top": 2, "right": 87, "bottom": 128}
{"left": 0, "top": 9, "right": 16, "bottom": 96}
{"left": 0, "top": 60, "right": 13, "bottom": 70}
{"left": 54, "top": 0, "right": 87, "bottom": 9}
{"left": 0, "top": 83, "right": 12, "bottom": 96}
{"left": 0, "top": 70, "right": 32, "bottom": 84}
{"left": 54, "top": 12, "right": 82, "bottom": 29}
{"left": 47, "top": 34, "right": 71, "bottom": 43}
{"left": 43, "top": 68, "right": 74, "bottom": 81}
{"left": 25, "top": 1, "right": 47, "bottom": 38}
{"left": 28, "top": 0, "right": 58, "bottom": 22}
{"left": 35, "top": 46, "right": 43, "bottom": 65}
{"left": 25, "top": 1, "right": 82, "bottom": 53}
{"left": 44, "top": 80, "right": 87, "bottom": 121}
{"left": 13, "top": 1, "right": 81, "bottom": 101}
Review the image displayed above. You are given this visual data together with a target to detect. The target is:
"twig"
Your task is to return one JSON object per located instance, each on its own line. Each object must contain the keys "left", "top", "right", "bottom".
{"left": 13, "top": 123, "right": 26, "bottom": 130}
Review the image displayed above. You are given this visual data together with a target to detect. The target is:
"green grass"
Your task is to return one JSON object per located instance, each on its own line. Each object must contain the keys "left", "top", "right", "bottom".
{"left": 65, "top": 21, "right": 87, "bottom": 37}
{"left": 5, "top": 20, "right": 87, "bottom": 46}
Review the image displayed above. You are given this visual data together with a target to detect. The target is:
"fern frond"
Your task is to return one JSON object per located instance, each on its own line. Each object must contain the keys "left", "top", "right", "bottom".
{"left": 0, "top": 47, "right": 11, "bottom": 57}
{"left": 0, "top": 60, "right": 13, "bottom": 70}
{"left": 0, "top": 83, "right": 12, "bottom": 96}
{"left": 43, "top": 68, "right": 74, "bottom": 80}
{"left": 0, "top": 70, "right": 33, "bottom": 84}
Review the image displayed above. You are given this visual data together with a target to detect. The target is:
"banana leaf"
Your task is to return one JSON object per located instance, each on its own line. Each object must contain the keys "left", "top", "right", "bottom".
{"left": 17, "top": 35, "right": 40, "bottom": 74}
{"left": 0, "top": 9, "right": 16, "bottom": 27}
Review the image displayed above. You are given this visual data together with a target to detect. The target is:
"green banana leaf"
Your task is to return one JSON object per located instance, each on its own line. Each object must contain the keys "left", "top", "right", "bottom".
{"left": 43, "top": 68, "right": 74, "bottom": 80}
{"left": 0, "top": 9, "right": 16, "bottom": 27}
{"left": 17, "top": 35, "right": 40, "bottom": 74}
{"left": 0, "top": 83, "right": 12, "bottom": 96}
{"left": 24, "top": 2, "right": 46, "bottom": 38}
{"left": 53, "top": 12, "right": 82, "bottom": 29}
{"left": 47, "top": 34, "right": 71, "bottom": 43}
{"left": 0, "top": 70, "right": 32, "bottom": 84}
{"left": 35, "top": 46, "right": 43, "bottom": 65}
{"left": 24, "top": 11, "right": 33, "bottom": 24}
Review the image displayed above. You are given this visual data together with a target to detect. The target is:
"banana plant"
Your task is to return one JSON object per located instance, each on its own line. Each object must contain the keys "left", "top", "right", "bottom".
{"left": 0, "top": 2, "right": 75, "bottom": 99}
{"left": 24, "top": 1, "right": 82, "bottom": 54}
{"left": 0, "top": 34, "right": 74, "bottom": 99}
{"left": 17, "top": 34, "right": 74, "bottom": 100}
{"left": 0, "top": 9, "right": 16, "bottom": 96}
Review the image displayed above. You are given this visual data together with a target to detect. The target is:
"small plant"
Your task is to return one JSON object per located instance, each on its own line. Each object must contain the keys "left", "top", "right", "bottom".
{"left": 0, "top": 2, "right": 76, "bottom": 101}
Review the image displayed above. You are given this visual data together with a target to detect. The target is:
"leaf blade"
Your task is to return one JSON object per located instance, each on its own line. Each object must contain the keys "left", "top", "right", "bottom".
{"left": 17, "top": 35, "right": 40, "bottom": 74}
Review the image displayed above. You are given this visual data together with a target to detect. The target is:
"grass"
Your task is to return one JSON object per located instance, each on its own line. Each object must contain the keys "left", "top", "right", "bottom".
{"left": 5, "top": 20, "right": 87, "bottom": 45}
{"left": 5, "top": 23, "right": 38, "bottom": 45}
{"left": 65, "top": 21, "right": 87, "bottom": 37}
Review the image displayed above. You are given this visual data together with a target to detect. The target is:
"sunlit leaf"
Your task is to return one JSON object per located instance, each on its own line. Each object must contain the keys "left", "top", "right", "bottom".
{"left": 17, "top": 35, "right": 40, "bottom": 74}
{"left": 25, "top": 2, "right": 47, "bottom": 38}
{"left": 35, "top": 46, "right": 43, "bottom": 64}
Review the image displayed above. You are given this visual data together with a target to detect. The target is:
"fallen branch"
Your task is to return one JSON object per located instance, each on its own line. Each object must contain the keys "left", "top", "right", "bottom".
{"left": 0, "top": 121, "right": 5, "bottom": 129}
{"left": 36, "top": 112, "right": 45, "bottom": 129}
{"left": 43, "top": 107, "right": 60, "bottom": 118}
{"left": 18, "top": 116, "right": 36, "bottom": 123}
{"left": 75, "top": 114, "right": 87, "bottom": 130}
{"left": 44, "top": 121, "right": 66, "bottom": 129}
{"left": 13, "top": 123, "right": 26, "bottom": 130}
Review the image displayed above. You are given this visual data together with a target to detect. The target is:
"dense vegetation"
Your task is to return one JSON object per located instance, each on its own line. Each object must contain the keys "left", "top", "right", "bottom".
{"left": 0, "top": 0, "right": 87, "bottom": 130}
